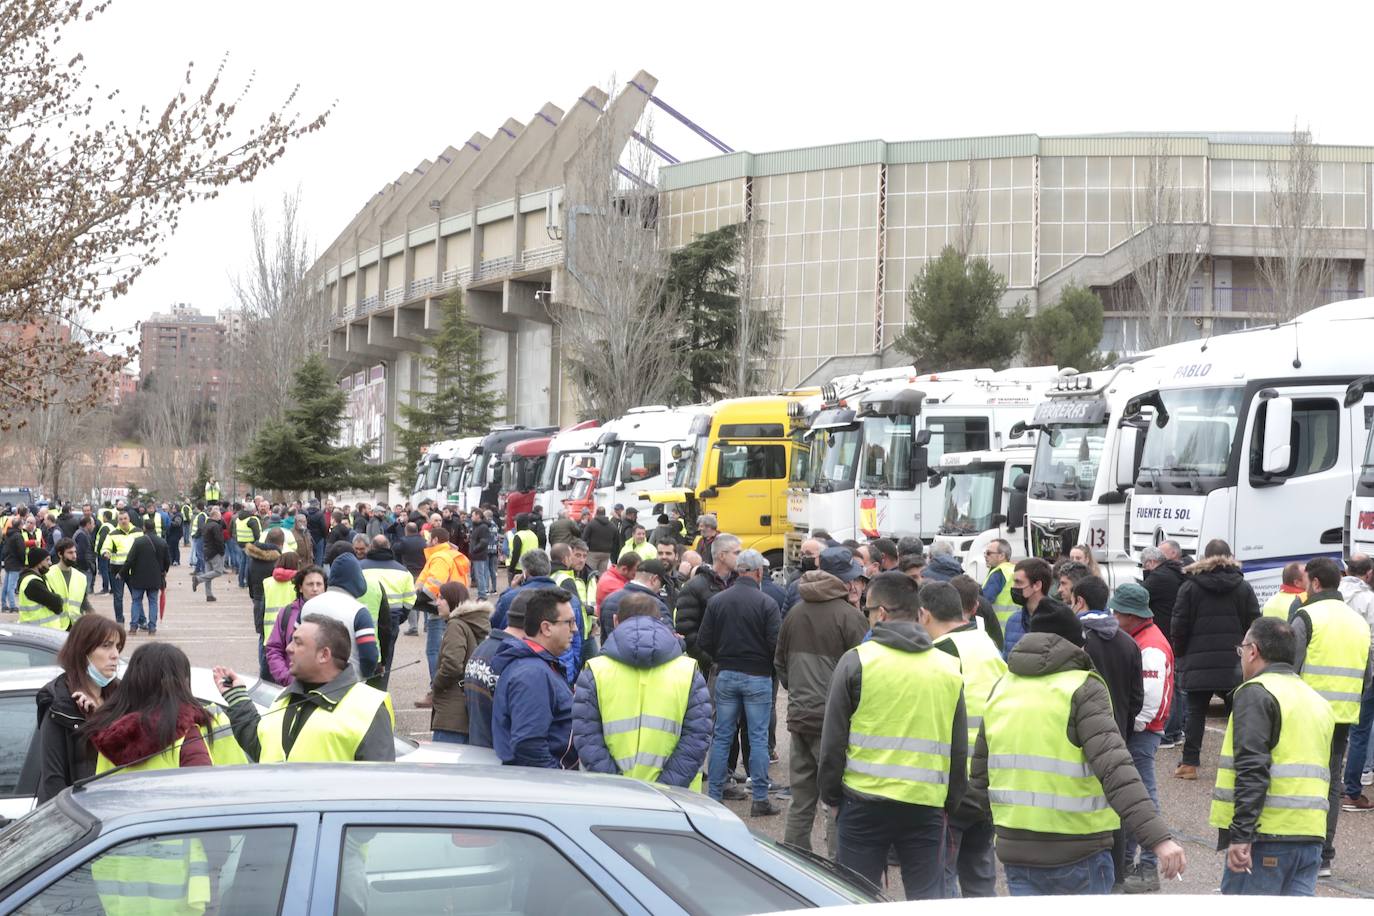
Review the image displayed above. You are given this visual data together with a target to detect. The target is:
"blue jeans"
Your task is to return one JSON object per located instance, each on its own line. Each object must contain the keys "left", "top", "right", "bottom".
{"left": 1163, "top": 681, "right": 1186, "bottom": 741}
{"left": 1343, "top": 679, "right": 1374, "bottom": 797}
{"left": 487, "top": 556, "right": 499, "bottom": 593}
{"left": 708, "top": 669, "right": 772, "bottom": 801}
{"left": 1005, "top": 850, "right": 1114, "bottom": 896}
{"left": 1125, "top": 730, "right": 1163, "bottom": 869}
{"left": 313, "top": 537, "right": 325, "bottom": 566}
{"left": 2, "top": 569, "right": 17, "bottom": 609}
{"left": 190, "top": 537, "right": 204, "bottom": 574}
{"left": 109, "top": 574, "right": 127, "bottom": 623}
{"left": 472, "top": 559, "right": 492, "bottom": 598}
{"left": 130, "top": 587, "right": 158, "bottom": 632}
{"left": 1220, "top": 840, "right": 1320, "bottom": 896}
{"left": 837, "top": 792, "right": 947, "bottom": 900}
{"left": 425, "top": 614, "right": 448, "bottom": 681}
{"left": 236, "top": 543, "right": 250, "bottom": 587}
{"left": 432, "top": 729, "right": 468, "bottom": 744}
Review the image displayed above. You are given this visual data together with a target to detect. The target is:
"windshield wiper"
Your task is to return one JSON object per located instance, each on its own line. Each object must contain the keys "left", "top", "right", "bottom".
{"left": 1162, "top": 466, "right": 1206, "bottom": 494}
{"left": 1137, "top": 465, "right": 1163, "bottom": 491}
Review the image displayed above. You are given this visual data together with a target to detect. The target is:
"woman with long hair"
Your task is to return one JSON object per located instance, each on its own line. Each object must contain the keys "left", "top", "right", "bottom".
{"left": 264, "top": 564, "right": 328, "bottom": 686}
{"left": 1069, "top": 544, "right": 1103, "bottom": 579}
{"left": 429, "top": 582, "right": 492, "bottom": 744}
{"left": 87, "top": 643, "right": 247, "bottom": 773}
{"left": 36, "top": 615, "right": 126, "bottom": 801}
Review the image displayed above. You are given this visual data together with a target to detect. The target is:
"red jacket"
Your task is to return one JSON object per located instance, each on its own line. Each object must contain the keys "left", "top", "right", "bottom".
{"left": 1126, "top": 619, "right": 1174, "bottom": 733}
{"left": 596, "top": 566, "right": 629, "bottom": 606}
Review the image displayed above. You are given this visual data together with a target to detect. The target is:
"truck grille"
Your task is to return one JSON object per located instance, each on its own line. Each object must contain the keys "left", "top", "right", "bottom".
{"left": 1030, "top": 521, "right": 1079, "bottom": 561}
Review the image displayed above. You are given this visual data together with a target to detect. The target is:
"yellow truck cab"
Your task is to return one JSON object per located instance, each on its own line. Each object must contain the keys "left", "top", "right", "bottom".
{"left": 640, "top": 393, "right": 812, "bottom": 569}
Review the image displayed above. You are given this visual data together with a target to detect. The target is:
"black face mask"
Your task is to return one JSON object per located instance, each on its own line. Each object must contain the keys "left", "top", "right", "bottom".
{"left": 799, "top": 556, "right": 818, "bottom": 573}
{"left": 1010, "top": 586, "right": 1028, "bottom": 607}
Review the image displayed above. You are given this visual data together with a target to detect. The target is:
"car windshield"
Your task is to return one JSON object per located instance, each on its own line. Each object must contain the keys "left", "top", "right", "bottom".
{"left": 1030, "top": 423, "right": 1105, "bottom": 501}
{"left": 941, "top": 467, "right": 999, "bottom": 535}
{"left": 1138, "top": 386, "right": 1244, "bottom": 483}
{"left": 815, "top": 425, "right": 862, "bottom": 491}
{"left": 750, "top": 833, "right": 886, "bottom": 904}
{"left": 0, "top": 805, "right": 88, "bottom": 891}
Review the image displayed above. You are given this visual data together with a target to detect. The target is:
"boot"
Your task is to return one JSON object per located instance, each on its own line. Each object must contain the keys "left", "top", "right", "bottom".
{"left": 750, "top": 800, "right": 782, "bottom": 817}
{"left": 1174, "top": 763, "right": 1198, "bottom": 780}
{"left": 414, "top": 691, "right": 433, "bottom": 709}
{"left": 1124, "top": 865, "right": 1160, "bottom": 893}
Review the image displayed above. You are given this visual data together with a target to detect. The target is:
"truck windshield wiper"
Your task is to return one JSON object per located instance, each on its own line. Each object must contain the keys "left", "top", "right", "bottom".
{"left": 1137, "top": 465, "right": 1163, "bottom": 491}
{"left": 1162, "top": 466, "right": 1205, "bottom": 494}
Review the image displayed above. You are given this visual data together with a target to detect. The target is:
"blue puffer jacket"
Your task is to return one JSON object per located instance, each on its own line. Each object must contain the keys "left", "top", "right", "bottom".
{"left": 490, "top": 637, "right": 577, "bottom": 769}
{"left": 491, "top": 576, "right": 583, "bottom": 684}
{"left": 571, "top": 615, "right": 712, "bottom": 788}
{"left": 599, "top": 581, "right": 672, "bottom": 638}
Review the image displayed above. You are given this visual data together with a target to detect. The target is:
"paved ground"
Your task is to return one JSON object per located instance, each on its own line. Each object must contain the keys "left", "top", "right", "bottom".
{"left": 93, "top": 560, "right": 1374, "bottom": 900}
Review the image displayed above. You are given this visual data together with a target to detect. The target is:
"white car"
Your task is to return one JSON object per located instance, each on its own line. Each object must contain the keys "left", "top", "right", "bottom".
{"left": 0, "top": 665, "right": 487, "bottom": 825}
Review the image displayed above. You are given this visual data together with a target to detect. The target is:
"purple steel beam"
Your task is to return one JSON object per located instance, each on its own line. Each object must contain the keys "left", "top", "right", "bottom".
{"left": 628, "top": 80, "right": 732, "bottom": 154}
{"left": 632, "top": 130, "right": 679, "bottom": 164}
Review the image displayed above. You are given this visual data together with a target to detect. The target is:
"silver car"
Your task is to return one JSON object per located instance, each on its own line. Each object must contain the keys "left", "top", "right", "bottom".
{"left": 0, "top": 763, "right": 882, "bottom": 914}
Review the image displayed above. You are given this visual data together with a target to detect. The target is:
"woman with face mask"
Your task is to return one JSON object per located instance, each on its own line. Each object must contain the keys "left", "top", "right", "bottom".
{"left": 35, "top": 614, "right": 126, "bottom": 801}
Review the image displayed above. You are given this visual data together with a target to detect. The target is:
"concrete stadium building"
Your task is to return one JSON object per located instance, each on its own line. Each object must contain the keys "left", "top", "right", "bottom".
{"left": 314, "top": 70, "right": 662, "bottom": 460}
{"left": 658, "top": 133, "right": 1374, "bottom": 386}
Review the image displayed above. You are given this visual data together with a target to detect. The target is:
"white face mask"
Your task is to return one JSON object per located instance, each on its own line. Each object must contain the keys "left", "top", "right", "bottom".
{"left": 87, "top": 662, "right": 115, "bottom": 688}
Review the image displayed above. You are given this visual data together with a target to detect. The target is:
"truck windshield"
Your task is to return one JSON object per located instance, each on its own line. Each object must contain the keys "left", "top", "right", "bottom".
{"left": 423, "top": 459, "right": 442, "bottom": 491}
{"left": 859, "top": 416, "right": 914, "bottom": 490}
{"left": 1030, "top": 424, "right": 1105, "bottom": 501}
{"left": 444, "top": 461, "right": 465, "bottom": 494}
{"left": 538, "top": 452, "right": 559, "bottom": 490}
{"left": 941, "top": 468, "right": 999, "bottom": 535}
{"left": 600, "top": 442, "right": 624, "bottom": 489}
{"left": 471, "top": 453, "right": 491, "bottom": 487}
{"left": 1138, "top": 387, "right": 1243, "bottom": 488}
{"left": 674, "top": 435, "right": 709, "bottom": 489}
{"left": 815, "top": 426, "right": 863, "bottom": 491}
{"left": 789, "top": 429, "right": 811, "bottom": 489}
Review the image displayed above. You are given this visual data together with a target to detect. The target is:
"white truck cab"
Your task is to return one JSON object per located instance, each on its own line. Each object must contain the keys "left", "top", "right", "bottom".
{"left": 535, "top": 423, "right": 602, "bottom": 519}
{"left": 930, "top": 444, "right": 1036, "bottom": 583}
{"left": 591, "top": 406, "right": 699, "bottom": 514}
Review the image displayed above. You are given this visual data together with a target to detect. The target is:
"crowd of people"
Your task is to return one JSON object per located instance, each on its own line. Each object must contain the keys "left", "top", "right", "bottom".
{"left": 14, "top": 488, "right": 1374, "bottom": 900}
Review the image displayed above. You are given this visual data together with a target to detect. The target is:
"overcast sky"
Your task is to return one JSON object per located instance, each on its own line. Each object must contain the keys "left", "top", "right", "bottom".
{"left": 80, "top": 0, "right": 1365, "bottom": 343}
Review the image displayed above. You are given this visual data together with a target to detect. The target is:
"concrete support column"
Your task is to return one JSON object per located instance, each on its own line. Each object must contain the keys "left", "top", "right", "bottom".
{"left": 505, "top": 331, "right": 518, "bottom": 423}
{"left": 434, "top": 221, "right": 448, "bottom": 288}
{"left": 377, "top": 236, "right": 389, "bottom": 302}
{"left": 470, "top": 217, "right": 483, "bottom": 277}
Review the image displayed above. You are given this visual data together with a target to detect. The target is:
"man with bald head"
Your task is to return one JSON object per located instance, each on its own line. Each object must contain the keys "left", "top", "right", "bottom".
{"left": 783, "top": 538, "right": 825, "bottom": 612}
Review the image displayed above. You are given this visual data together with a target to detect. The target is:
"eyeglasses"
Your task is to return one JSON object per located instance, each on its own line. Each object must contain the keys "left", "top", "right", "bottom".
{"left": 1236, "top": 642, "right": 1255, "bottom": 656}
{"left": 552, "top": 617, "right": 576, "bottom": 629}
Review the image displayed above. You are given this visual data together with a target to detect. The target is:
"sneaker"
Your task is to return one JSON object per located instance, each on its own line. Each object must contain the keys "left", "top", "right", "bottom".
{"left": 1318, "top": 862, "right": 1333, "bottom": 878}
{"left": 1124, "top": 866, "right": 1160, "bottom": 894}
{"left": 722, "top": 785, "right": 749, "bottom": 801}
{"left": 206, "top": 595, "right": 217, "bottom": 602}
{"left": 1158, "top": 736, "right": 1181, "bottom": 749}
{"left": 1174, "top": 764, "right": 1199, "bottom": 780}
{"left": 769, "top": 749, "right": 780, "bottom": 763}
{"left": 1342, "top": 793, "right": 1374, "bottom": 812}
{"left": 405, "top": 629, "right": 419, "bottom": 636}
{"left": 1363, "top": 769, "right": 1373, "bottom": 787}
{"left": 749, "top": 800, "right": 782, "bottom": 817}
{"left": 191, "top": 575, "right": 199, "bottom": 593}
{"left": 772, "top": 785, "right": 792, "bottom": 799}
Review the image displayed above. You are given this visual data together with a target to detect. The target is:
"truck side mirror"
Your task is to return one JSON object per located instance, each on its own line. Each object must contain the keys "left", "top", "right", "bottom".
{"left": 910, "top": 446, "right": 929, "bottom": 486}
{"left": 1006, "top": 490, "right": 1027, "bottom": 531}
{"left": 1115, "top": 425, "right": 1139, "bottom": 489}
{"left": 1012, "top": 472, "right": 1030, "bottom": 493}
{"left": 914, "top": 429, "right": 932, "bottom": 447}
{"left": 1260, "top": 396, "right": 1293, "bottom": 475}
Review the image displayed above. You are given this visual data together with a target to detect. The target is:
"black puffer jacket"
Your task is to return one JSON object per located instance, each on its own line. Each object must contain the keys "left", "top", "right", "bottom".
{"left": 1142, "top": 559, "right": 1187, "bottom": 640}
{"left": 1170, "top": 555, "right": 1259, "bottom": 691}
{"left": 673, "top": 565, "right": 729, "bottom": 666}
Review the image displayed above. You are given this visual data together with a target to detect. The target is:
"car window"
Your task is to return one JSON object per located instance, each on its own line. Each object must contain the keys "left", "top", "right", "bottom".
{"left": 337, "top": 826, "right": 618, "bottom": 916}
{"left": 0, "top": 645, "right": 60, "bottom": 670}
{"left": 0, "top": 694, "right": 39, "bottom": 797}
{"left": 596, "top": 828, "right": 803, "bottom": 916}
{"left": 0, "top": 806, "right": 87, "bottom": 893}
{"left": 14, "top": 825, "right": 294, "bottom": 916}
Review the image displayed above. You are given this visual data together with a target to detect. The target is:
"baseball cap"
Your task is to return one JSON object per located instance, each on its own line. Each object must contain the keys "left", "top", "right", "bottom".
{"left": 638, "top": 559, "right": 669, "bottom": 579}
{"left": 736, "top": 549, "right": 770, "bottom": 572}
{"left": 613, "top": 503, "right": 624, "bottom": 511}
{"left": 1107, "top": 582, "right": 1153, "bottom": 618}
{"left": 818, "top": 546, "right": 863, "bottom": 583}
{"left": 507, "top": 591, "right": 533, "bottom": 630}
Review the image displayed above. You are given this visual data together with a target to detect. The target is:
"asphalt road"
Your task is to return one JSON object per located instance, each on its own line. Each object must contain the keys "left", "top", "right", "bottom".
{"left": 92, "top": 560, "right": 1374, "bottom": 900}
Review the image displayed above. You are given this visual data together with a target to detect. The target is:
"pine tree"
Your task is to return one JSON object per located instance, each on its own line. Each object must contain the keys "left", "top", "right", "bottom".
{"left": 191, "top": 453, "right": 211, "bottom": 504}
{"left": 1026, "top": 283, "right": 1113, "bottom": 371}
{"left": 393, "top": 291, "right": 504, "bottom": 471}
{"left": 895, "top": 246, "right": 1026, "bottom": 372}
{"left": 238, "top": 353, "right": 391, "bottom": 498}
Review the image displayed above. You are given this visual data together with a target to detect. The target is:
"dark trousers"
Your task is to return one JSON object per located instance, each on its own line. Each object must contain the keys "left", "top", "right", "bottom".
{"left": 1325, "top": 723, "right": 1350, "bottom": 864}
{"left": 837, "top": 793, "right": 947, "bottom": 901}
{"left": 944, "top": 818, "right": 997, "bottom": 898}
{"left": 166, "top": 534, "right": 181, "bottom": 566}
{"left": 98, "top": 556, "right": 111, "bottom": 592}
{"left": 1182, "top": 688, "right": 1232, "bottom": 766}
{"left": 109, "top": 572, "right": 126, "bottom": 623}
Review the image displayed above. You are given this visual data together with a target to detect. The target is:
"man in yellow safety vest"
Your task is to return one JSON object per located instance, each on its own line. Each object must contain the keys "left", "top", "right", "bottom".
{"left": 980, "top": 538, "right": 1017, "bottom": 630}
{"left": 216, "top": 614, "right": 395, "bottom": 762}
{"left": 100, "top": 510, "right": 141, "bottom": 626}
{"left": 1288, "top": 557, "right": 1372, "bottom": 876}
{"left": 816, "top": 571, "right": 967, "bottom": 900}
{"left": 18, "top": 547, "right": 69, "bottom": 629}
{"left": 46, "top": 538, "right": 93, "bottom": 624}
{"left": 1210, "top": 616, "right": 1334, "bottom": 895}
{"left": 573, "top": 591, "right": 711, "bottom": 789}
{"left": 969, "top": 601, "right": 1186, "bottom": 894}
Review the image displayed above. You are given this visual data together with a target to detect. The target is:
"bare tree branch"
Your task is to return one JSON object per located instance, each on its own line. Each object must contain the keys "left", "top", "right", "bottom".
{"left": 1123, "top": 142, "right": 1206, "bottom": 348}
{"left": 1257, "top": 125, "right": 1337, "bottom": 323}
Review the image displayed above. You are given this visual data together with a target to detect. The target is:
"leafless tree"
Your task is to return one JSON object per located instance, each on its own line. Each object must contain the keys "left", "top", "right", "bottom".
{"left": 954, "top": 160, "right": 981, "bottom": 258}
{"left": 1257, "top": 126, "right": 1337, "bottom": 323}
{"left": 1123, "top": 143, "right": 1207, "bottom": 348}
{"left": 558, "top": 88, "right": 679, "bottom": 419}
{"left": 138, "top": 376, "right": 208, "bottom": 497}
{"left": 0, "top": 0, "right": 330, "bottom": 423}
{"left": 728, "top": 217, "right": 782, "bottom": 397}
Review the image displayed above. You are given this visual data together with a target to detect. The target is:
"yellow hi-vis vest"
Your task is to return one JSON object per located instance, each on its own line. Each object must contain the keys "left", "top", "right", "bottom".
{"left": 257, "top": 681, "right": 394, "bottom": 762}
{"left": 17, "top": 571, "right": 63, "bottom": 629}
{"left": 93, "top": 835, "right": 210, "bottom": 916}
{"left": 985, "top": 562, "right": 1017, "bottom": 628}
{"left": 363, "top": 566, "right": 417, "bottom": 615}
{"left": 552, "top": 569, "right": 598, "bottom": 636}
{"left": 233, "top": 515, "right": 257, "bottom": 544}
{"left": 205, "top": 482, "right": 220, "bottom": 502}
{"left": 45, "top": 565, "right": 87, "bottom": 624}
{"left": 1209, "top": 670, "right": 1334, "bottom": 838}
{"left": 983, "top": 667, "right": 1121, "bottom": 834}
{"left": 1262, "top": 589, "right": 1303, "bottom": 619}
{"left": 105, "top": 528, "right": 139, "bottom": 566}
{"left": 585, "top": 653, "right": 701, "bottom": 790}
{"left": 1299, "top": 597, "right": 1371, "bottom": 724}
{"left": 841, "top": 640, "right": 963, "bottom": 807}
{"left": 261, "top": 578, "right": 297, "bottom": 647}
{"left": 618, "top": 541, "right": 657, "bottom": 563}
{"left": 506, "top": 528, "right": 537, "bottom": 561}
{"left": 95, "top": 710, "right": 250, "bottom": 774}
{"left": 936, "top": 627, "right": 1008, "bottom": 771}
{"left": 150, "top": 512, "right": 163, "bottom": 538}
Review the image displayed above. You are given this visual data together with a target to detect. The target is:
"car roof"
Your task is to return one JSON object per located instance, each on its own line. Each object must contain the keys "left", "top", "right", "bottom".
{"left": 0, "top": 624, "right": 68, "bottom": 651}
{"left": 0, "top": 664, "right": 63, "bottom": 690}
{"left": 67, "top": 763, "right": 685, "bottom": 821}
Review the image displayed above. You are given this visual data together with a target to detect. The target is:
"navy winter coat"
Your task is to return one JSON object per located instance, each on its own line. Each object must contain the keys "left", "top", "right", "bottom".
{"left": 491, "top": 576, "right": 583, "bottom": 684}
{"left": 490, "top": 637, "right": 577, "bottom": 769}
{"left": 599, "top": 581, "right": 672, "bottom": 638}
{"left": 572, "top": 615, "right": 711, "bottom": 787}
